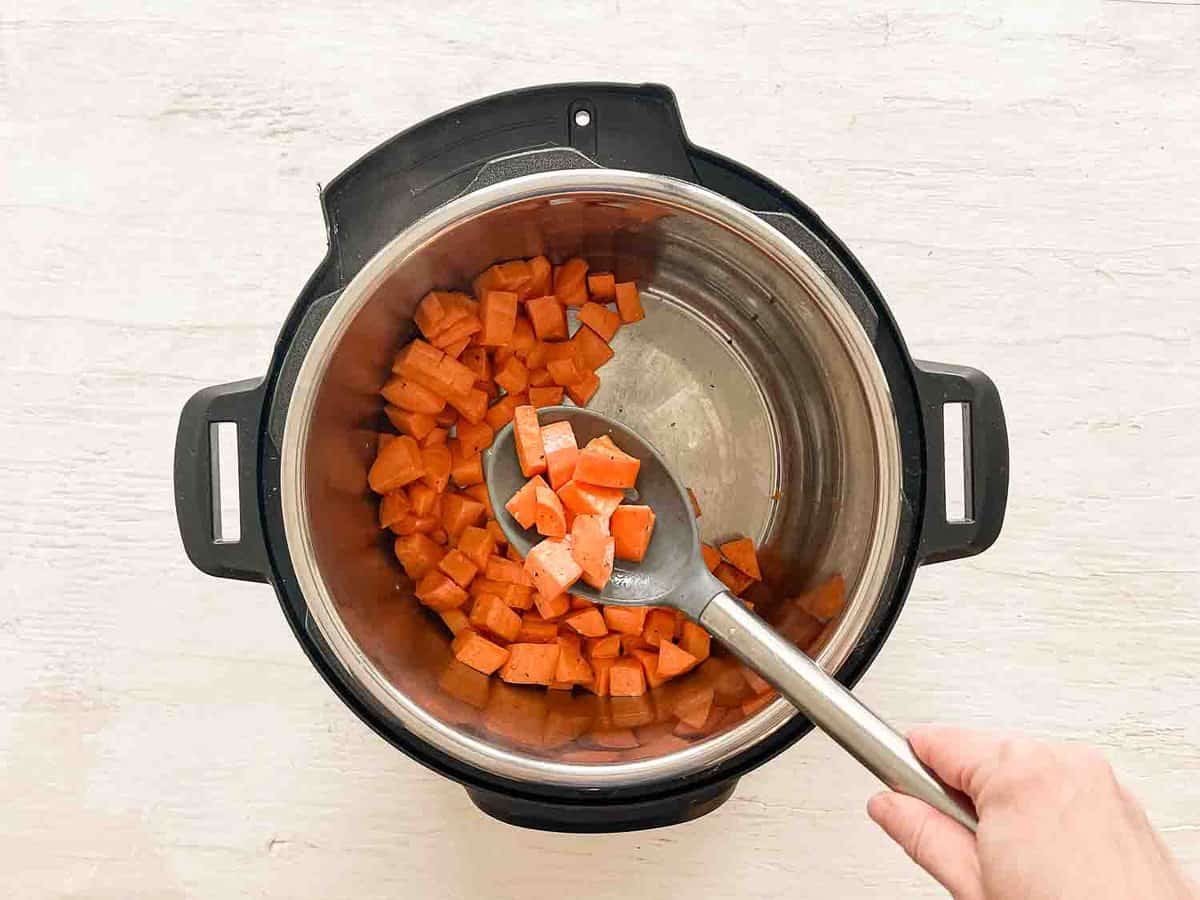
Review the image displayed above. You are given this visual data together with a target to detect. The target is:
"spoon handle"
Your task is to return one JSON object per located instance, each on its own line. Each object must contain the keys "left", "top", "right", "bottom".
{"left": 699, "top": 590, "right": 978, "bottom": 832}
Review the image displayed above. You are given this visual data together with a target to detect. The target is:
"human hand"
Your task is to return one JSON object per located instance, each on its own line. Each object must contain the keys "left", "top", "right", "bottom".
{"left": 867, "top": 726, "right": 1197, "bottom": 900}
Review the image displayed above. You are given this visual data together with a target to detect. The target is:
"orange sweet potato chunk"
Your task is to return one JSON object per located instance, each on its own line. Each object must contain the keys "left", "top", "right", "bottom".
{"left": 571, "top": 514, "right": 614, "bottom": 590}
{"left": 524, "top": 538, "right": 582, "bottom": 600}
{"left": 564, "top": 606, "right": 608, "bottom": 638}
{"left": 577, "top": 302, "right": 621, "bottom": 342}
{"left": 611, "top": 505, "right": 655, "bottom": 562}
{"left": 557, "top": 480, "right": 624, "bottom": 520}
{"left": 679, "top": 621, "right": 711, "bottom": 663}
{"left": 368, "top": 435, "right": 425, "bottom": 493}
{"left": 553, "top": 257, "right": 589, "bottom": 307}
{"left": 540, "top": 420, "right": 579, "bottom": 490}
{"left": 614, "top": 281, "right": 645, "bottom": 323}
{"left": 504, "top": 475, "right": 547, "bottom": 530}
{"left": 534, "top": 481, "right": 567, "bottom": 538}
{"left": 571, "top": 325, "right": 614, "bottom": 371}
{"left": 719, "top": 537, "right": 762, "bottom": 580}
{"left": 526, "top": 295, "right": 568, "bottom": 340}
{"left": 479, "top": 289, "right": 518, "bottom": 346}
{"left": 469, "top": 593, "right": 522, "bottom": 643}
{"left": 528, "top": 386, "right": 565, "bottom": 408}
{"left": 566, "top": 371, "right": 600, "bottom": 407}
{"left": 574, "top": 434, "right": 641, "bottom": 489}
{"left": 453, "top": 629, "right": 510, "bottom": 675}
{"left": 513, "top": 405, "right": 546, "bottom": 477}
{"left": 499, "top": 642, "right": 561, "bottom": 685}
{"left": 657, "top": 640, "right": 699, "bottom": 679}
{"left": 608, "top": 657, "right": 647, "bottom": 697}
{"left": 586, "top": 272, "right": 616, "bottom": 300}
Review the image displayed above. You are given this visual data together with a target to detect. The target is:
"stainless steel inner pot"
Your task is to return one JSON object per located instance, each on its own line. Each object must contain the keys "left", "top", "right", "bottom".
{"left": 280, "top": 168, "right": 902, "bottom": 787}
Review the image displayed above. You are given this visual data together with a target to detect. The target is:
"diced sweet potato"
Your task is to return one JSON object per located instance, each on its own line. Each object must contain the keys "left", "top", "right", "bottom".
{"left": 571, "top": 325, "right": 615, "bottom": 371}
{"left": 554, "top": 634, "right": 593, "bottom": 684}
{"left": 539, "top": 420, "right": 579, "bottom": 490}
{"left": 574, "top": 434, "right": 641, "bottom": 489}
{"left": 457, "top": 525, "right": 495, "bottom": 571}
{"left": 459, "top": 345, "right": 491, "bottom": 379}
{"left": 585, "top": 633, "right": 621, "bottom": 658}
{"left": 577, "top": 302, "right": 621, "bottom": 342}
{"left": 546, "top": 357, "right": 586, "bottom": 388}
{"left": 566, "top": 371, "right": 600, "bottom": 407}
{"left": 524, "top": 538, "right": 582, "bottom": 600}
{"left": 437, "top": 548, "right": 478, "bottom": 588}
{"left": 586, "top": 272, "right": 616, "bottom": 300}
{"left": 614, "top": 281, "right": 645, "bottom": 323}
{"left": 449, "top": 442, "right": 484, "bottom": 487}
{"left": 715, "top": 561, "right": 754, "bottom": 596}
{"left": 439, "top": 608, "right": 470, "bottom": 636}
{"left": 557, "top": 480, "right": 625, "bottom": 520}
{"left": 528, "top": 367, "right": 553, "bottom": 388}
{"left": 534, "top": 481, "right": 567, "bottom": 538}
{"left": 571, "top": 514, "right": 614, "bottom": 590}
{"left": 393, "top": 533, "right": 444, "bottom": 579}
{"left": 611, "top": 505, "right": 655, "bottom": 562}
{"left": 603, "top": 605, "right": 649, "bottom": 636}
{"left": 421, "top": 427, "right": 449, "bottom": 448}
{"left": 493, "top": 356, "right": 529, "bottom": 394}
{"left": 526, "top": 295, "right": 568, "bottom": 340}
{"left": 381, "top": 376, "right": 446, "bottom": 414}
{"left": 504, "top": 475, "right": 547, "bottom": 530}
{"left": 421, "top": 444, "right": 451, "bottom": 492}
{"left": 631, "top": 648, "right": 669, "bottom": 689}
{"left": 470, "top": 593, "right": 522, "bottom": 642}
{"left": 431, "top": 314, "right": 481, "bottom": 350}
{"left": 441, "top": 493, "right": 486, "bottom": 539}
{"left": 462, "top": 482, "right": 494, "bottom": 518}
{"left": 368, "top": 434, "right": 425, "bottom": 493}
{"left": 608, "top": 657, "right": 647, "bottom": 697}
{"left": 528, "top": 386, "right": 564, "bottom": 408}
{"left": 472, "top": 578, "right": 534, "bottom": 610}
{"left": 794, "top": 574, "right": 846, "bottom": 623}
{"left": 516, "top": 615, "right": 559, "bottom": 643}
{"left": 484, "top": 555, "right": 530, "bottom": 586}
{"left": 533, "top": 588, "right": 570, "bottom": 620}
{"left": 484, "top": 392, "right": 526, "bottom": 431}
{"left": 657, "top": 640, "right": 699, "bottom": 678}
{"left": 525, "top": 256, "right": 552, "bottom": 298}
{"left": 553, "top": 257, "right": 589, "bottom": 307}
{"left": 479, "top": 289, "right": 518, "bottom": 346}
{"left": 456, "top": 420, "right": 494, "bottom": 455}
{"left": 640, "top": 608, "right": 676, "bottom": 648}
{"left": 513, "top": 405, "right": 546, "bottom": 477}
{"left": 453, "top": 629, "right": 510, "bottom": 675}
{"left": 445, "top": 386, "right": 488, "bottom": 424}
{"left": 378, "top": 490, "right": 411, "bottom": 529}
{"left": 679, "top": 621, "right": 711, "bottom": 663}
{"left": 719, "top": 537, "right": 762, "bottom": 580}
{"left": 499, "top": 642, "right": 561, "bottom": 685}
{"left": 385, "top": 407, "right": 436, "bottom": 440}
{"left": 473, "top": 259, "right": 532, "bottom": 298}
{"left": 700, "top": 543, "right": 721, "bottom": 572}
{"left": 564, "top": 606, "right": 608, "bottom": 638}
{"left": 415, "top": 571, "right": 468, "bottom": 611}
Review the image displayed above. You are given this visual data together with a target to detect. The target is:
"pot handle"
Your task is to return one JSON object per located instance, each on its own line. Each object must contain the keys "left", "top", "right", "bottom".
{"left": 174, "top": 377, "right": 271, "bottom": 583}
{"left": 915, "top": 361, "right": 1009, "bottom": 564}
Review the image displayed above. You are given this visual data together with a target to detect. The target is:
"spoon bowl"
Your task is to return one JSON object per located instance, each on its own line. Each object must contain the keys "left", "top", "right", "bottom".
{"left": 485, "top": 403, "right": 978, "bottom": 832}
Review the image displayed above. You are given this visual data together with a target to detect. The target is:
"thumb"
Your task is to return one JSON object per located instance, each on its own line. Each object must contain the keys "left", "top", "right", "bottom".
{"left": 868, "top": 792, "right": 984, "bottom": 900}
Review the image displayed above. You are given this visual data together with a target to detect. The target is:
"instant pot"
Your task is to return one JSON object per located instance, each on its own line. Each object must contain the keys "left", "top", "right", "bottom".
{"left": 174, "top": 83, "right": 1008, "bottom": 832}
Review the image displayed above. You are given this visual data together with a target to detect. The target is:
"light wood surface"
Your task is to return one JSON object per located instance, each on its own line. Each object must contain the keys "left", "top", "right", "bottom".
{"left": 2, "top": 2, "right": 1198, "bottom": 897}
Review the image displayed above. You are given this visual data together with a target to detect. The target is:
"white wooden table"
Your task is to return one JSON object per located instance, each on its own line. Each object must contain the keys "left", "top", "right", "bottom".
{"left": 3, "top": 2, "right": 1198, "bottom": 896}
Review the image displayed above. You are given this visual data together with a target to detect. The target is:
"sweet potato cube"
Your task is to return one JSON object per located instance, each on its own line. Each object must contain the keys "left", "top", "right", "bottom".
{"left": 611, "top": 505, "right": 655, "bottom": 562}
{"left": 479, "top": 289, "right": 518, "bottom": 346}
{"left": 493, "top": 356, "right": 529, "bottom": 394}
{"left": 452, "top": 629, "right": 510, "bottom": 675}
{"left": 393, "top": 533, "right": 443, "bottom": 580}
{"left": 679, "top": 622, "right": 711, "bottom": 663}
{"left": 586, "top": 272, "right": 616, "bottom": 300}
{"left": 513, "top": 405, "right": 546, "bottom": 477}
{"left": 570, "top": 514, "right": 614, "bottom": 590}
{"left": 608, "top": 657, "right": 647, "bottom": 697}
{"left": 415, "top": 571, "right": 468, "bottom": 611}
{"left": 437, "top": 548, "right": 478, "bottom": 589}
{"left": 577, "top": 302, "right": 621, "bottom": 342}
{"left": 368, "top": 434, "right": 425, "bottom": 493}
{"left": 534, "top": 481, "right": 567, "bottom": 538}
{"left": 557, "top": 480, "right": 624, "bottom": 520}
{"left": 524, "top": 538, "right": 582, "bottom": 600}
{"left": 614, "top": 282, "right": 645, "bottom": 323}
{"left": 498, "top": 642, "right": 561, "bottom": 685}
{"left": 657, "top": 640, "right": 699, "bottom": 679}
{"left": 603, "top": 605, "right": 649, "bottom": 636}
{"left": 456, "top": 525, "right": 495, "bottom": 571}
{"left": 526, "top": 295, "right": 568, "bottom": 340}
{"left": 719, "top": 537, "right": 762, "bottom": 580}
{"left": 564, "top": 606, "right": 608, "bottom": 638}
{"left": 566, "top": 371, "right": 600, "bottom": 407}
{"left": 574, "top": 434, "right": 640, "bottom": 489}
{"left": 469, "top": 593, "right": 522, "bottom": 642}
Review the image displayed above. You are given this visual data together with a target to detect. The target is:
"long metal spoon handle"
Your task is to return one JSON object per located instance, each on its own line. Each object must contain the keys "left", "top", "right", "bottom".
{"left": 699, "top": 590, "right": 978, "bottom": 832}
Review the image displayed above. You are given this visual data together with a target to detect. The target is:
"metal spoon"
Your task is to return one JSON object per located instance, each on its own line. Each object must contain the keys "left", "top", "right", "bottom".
{"left": 485, "top": 404, "right": 977, "bottom": 832}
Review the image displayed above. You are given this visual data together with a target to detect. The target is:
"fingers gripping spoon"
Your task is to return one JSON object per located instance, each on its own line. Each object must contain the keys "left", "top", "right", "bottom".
{"left": 486, "top": 405, "right": 978, "bottom": 832}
